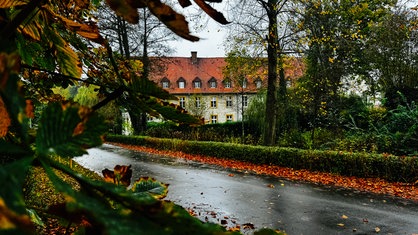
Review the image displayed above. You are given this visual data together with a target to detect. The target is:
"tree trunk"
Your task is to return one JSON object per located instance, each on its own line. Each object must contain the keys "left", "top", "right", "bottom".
{"left": 139, "top": 9, "right": 150, "bottom": 133}
{"left": 263, "top": 0, "right": 278, "bottom": 146}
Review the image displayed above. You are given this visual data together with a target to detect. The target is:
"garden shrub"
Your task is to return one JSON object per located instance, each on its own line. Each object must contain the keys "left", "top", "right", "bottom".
{"left": 106, "top": 135, "right": 418, "bottom": 183}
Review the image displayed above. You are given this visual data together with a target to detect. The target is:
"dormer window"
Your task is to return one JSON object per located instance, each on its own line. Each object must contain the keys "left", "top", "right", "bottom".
{"left": 223, "top": 79, "right": 231, "bottom": 88}
{"left": 193, "top": 77, "right": 202, "bottom": 89}
{"left": 161, "top": 77, "right": 170, "bottom": 89}
{"left": 241, "top": 79, "right": 248, "bottom": 88}
{"left": 208, "top": 77, "right": 217, "bottom": 88}
{"left": 177, "top": 77, "right": 186, "bottom": 89}
{"left": 255, "top": 78, "right": 262, "bottom": 89}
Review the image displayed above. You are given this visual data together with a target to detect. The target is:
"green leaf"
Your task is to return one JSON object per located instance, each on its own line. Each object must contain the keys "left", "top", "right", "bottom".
{"left": 0, "top": 140, "right": 31, "bottom": 157}
{"left": 0, "top": 157, "right": 33, "bottom": 213}
{"left": 131, "top": 177, "right": 168, "bottom": 199}
{"left": 26, "top": 209, "right": 44, "bottom": 227}
{"left": 35, "top": 102, "right": 106, "bottom": 157}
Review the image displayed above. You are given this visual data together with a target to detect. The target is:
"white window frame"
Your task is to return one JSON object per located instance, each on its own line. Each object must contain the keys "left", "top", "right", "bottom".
{"left": 194, "top": 81, "right": 201, "bottom": 88}
{"left": 179, "top": 81, "right": 185, "bottom": 89}
{"left": 211, "top": 115, "right": 218, "bottom": 124}
{"left": 226, "top": 96, "right": 233, "bottom": 107}
{"left": 210, "top": 97, "right": 217, "bottom": 108}
{"left": 195, "top": 97, "right": 201, "bottom": 108}
{"left": 179, "top": 97, "right": 186, "bottom": 108}
{"left": 243, "top": 95, "right": 248, "bottom": 107}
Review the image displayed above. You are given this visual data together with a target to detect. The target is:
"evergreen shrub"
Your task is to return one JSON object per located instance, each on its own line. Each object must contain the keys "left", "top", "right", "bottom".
{"left": 106, "top": 135, "right": 418, "bottom": 183}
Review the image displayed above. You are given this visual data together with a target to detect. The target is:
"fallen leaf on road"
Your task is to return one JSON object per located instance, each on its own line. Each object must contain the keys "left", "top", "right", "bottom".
{"left": 363, "top": 218, "right": 369, "bottom": 223}
{"left": 242, "top": 223, "right": 255, "bottom": 229}
{"left": 109, "top": 143, "right": 418, "bottom": 201}
{"left": 337, "top": 223, "right": 344, "bottom": 227}
{"left": 375, "top": 227, "right": 380, "bottom": 233}
{"left": 267, "top": 184, "right": 275, "bottom": 188}
{"left": 341, "top": 215, "right": 348, "bottom": 219}
{"left": 228, "top": 173, "right": 234, "bottom": 177}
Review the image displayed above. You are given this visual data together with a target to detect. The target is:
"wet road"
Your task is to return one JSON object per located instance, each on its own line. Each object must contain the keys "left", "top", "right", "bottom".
{"left": 74, "top": 144, "right": 418, "bottom": 234}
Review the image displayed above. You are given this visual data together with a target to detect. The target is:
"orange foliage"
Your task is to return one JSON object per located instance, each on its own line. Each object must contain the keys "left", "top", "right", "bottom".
{"left": 0, "top": 97, "right": 11, "bottom": 137}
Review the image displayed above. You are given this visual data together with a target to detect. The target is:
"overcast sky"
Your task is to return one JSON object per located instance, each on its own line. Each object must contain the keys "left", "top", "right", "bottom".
{"left": 169, "top": 3, "right": 230, "bottom": 58}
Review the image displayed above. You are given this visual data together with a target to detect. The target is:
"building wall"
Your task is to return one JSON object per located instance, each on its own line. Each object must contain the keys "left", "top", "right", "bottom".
{"left": 169, "top": 93, "right": 256, "bottom": 124}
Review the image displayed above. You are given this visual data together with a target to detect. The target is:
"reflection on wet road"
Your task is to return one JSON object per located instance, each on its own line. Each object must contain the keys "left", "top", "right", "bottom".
{"left": 74, "top": 144, "right": 418, "bottom": 234}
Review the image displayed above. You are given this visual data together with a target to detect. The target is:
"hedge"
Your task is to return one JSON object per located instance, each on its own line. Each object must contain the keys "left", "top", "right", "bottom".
{"left": 105, "top": 135, "right": 418, "bottom": 183}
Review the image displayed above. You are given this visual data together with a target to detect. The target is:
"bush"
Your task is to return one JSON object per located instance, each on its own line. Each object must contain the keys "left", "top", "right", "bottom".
{"left": 106, "top": 135, "right": 418, "bottom": 183}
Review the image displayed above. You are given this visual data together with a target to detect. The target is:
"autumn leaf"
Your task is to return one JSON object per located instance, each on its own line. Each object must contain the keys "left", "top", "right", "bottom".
{"left": 192, "top": 0, "right": 229, "bottom": 24}
{"left": 105, "top": 0, "right": 139, "bottom": 23}
{"left": 147, "top": 0, "right": 199, "bottom": 41}
{"left": 0, "top": 198, "right": 33, "bottom": 231}
{"left": 0, "top": 97, "right": 11, "bottom": 137}
{"left": 58, "top": 17, "right": 105, "bottom": 45}
{"left": 375, "top": 227, "right": 380, "bottom": 233}
{"left": 0, "top": 0, "right": 27, "bottom": 8}
{"left": 102, "top": 165, "right": 132, "bottom": 186}
{"left": 178, "top": 0, "right": 192, "bottom": 8}
{"left": 341, "top": 214, "right": 348, "bottom": 219}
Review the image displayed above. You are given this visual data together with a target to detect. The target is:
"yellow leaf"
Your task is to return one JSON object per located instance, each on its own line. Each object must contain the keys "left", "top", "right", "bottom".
{"left": 0, "top": 198, "right": 33, "bottom": 231}
{"left": 375, "top": 227, "right": 380, "bottom": 233}
{"left": 337, "top": 223, "right": 344, "bottom": 227}
{"left": 341, "top": 214, "right": 348, "bottom": 219}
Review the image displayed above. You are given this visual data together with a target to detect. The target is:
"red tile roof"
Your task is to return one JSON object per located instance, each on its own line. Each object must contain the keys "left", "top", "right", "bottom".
{"left": 149, "top": 52, "right": 304, "bottom": 95}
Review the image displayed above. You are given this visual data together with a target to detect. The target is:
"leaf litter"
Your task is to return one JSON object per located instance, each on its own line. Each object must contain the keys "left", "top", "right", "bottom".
{"left": 109, "top": 143, "right": 418, "bottom": 201}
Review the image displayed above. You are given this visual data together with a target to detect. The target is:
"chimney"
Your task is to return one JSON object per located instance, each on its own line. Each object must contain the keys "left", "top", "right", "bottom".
{"left": 191, "top": 51, "right": 198, "bottom": 64}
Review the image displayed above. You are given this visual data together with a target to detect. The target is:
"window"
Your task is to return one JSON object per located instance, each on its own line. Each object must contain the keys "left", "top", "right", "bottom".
{"left": 243, "top": 95, "right": 248, "bottom": 107}
{"left": 179, "top": 97, "right": 186, "bottom": 108}
{"left": 193, "top": 78, "right": 201, "bottom": 89}
{"left": 242, "top": 79, "right": 247, "bottom": 88}
{"left": 255, "top": 79, "right": 262, "bottom": 89}
{"left": 224, "top": 80, "right": 231, "bottom": 88}
{"left": 226, "top": 96, "right": 233, "bottom": 107}
{"left": 211, "top": 115, "right": 218, "bottom": 124}
{"left": 178, "top": 78, "right": 186, "bottom": 89}
{"left": 161, "top": 77, "right": 170, "bottom": 88}
{"left": 226, "top": 114, "right": 233, "bottom": 122}
{"left": 195, "top": 97, "right": 201, "bottom": 108}
{"left": 210, "top": 97, "right": 217, "bottom": 108}
{"left": 208, "top": 77, "right": 217, "bottom": 88}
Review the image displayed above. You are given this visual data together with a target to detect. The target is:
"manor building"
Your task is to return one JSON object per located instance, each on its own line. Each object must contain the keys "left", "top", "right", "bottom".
{"left": 149, "top": 51, "right": 303, "bottom": 124}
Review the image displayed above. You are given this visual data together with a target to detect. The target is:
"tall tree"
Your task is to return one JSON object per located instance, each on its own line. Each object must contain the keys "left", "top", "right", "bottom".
{"left": 365, "top": 6, "right": 418, "bottom": 108}
{"left": 224, "top": 47, "right": 266, "bottom": 138}
{"left": 293, "top": 0, "right": 396, "bottom": 133}
{"left": 227, "top": 0, "right": 296, "bottom": 146}
{"left": 95, "top": 4, "right": 177, "bottom": 134}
